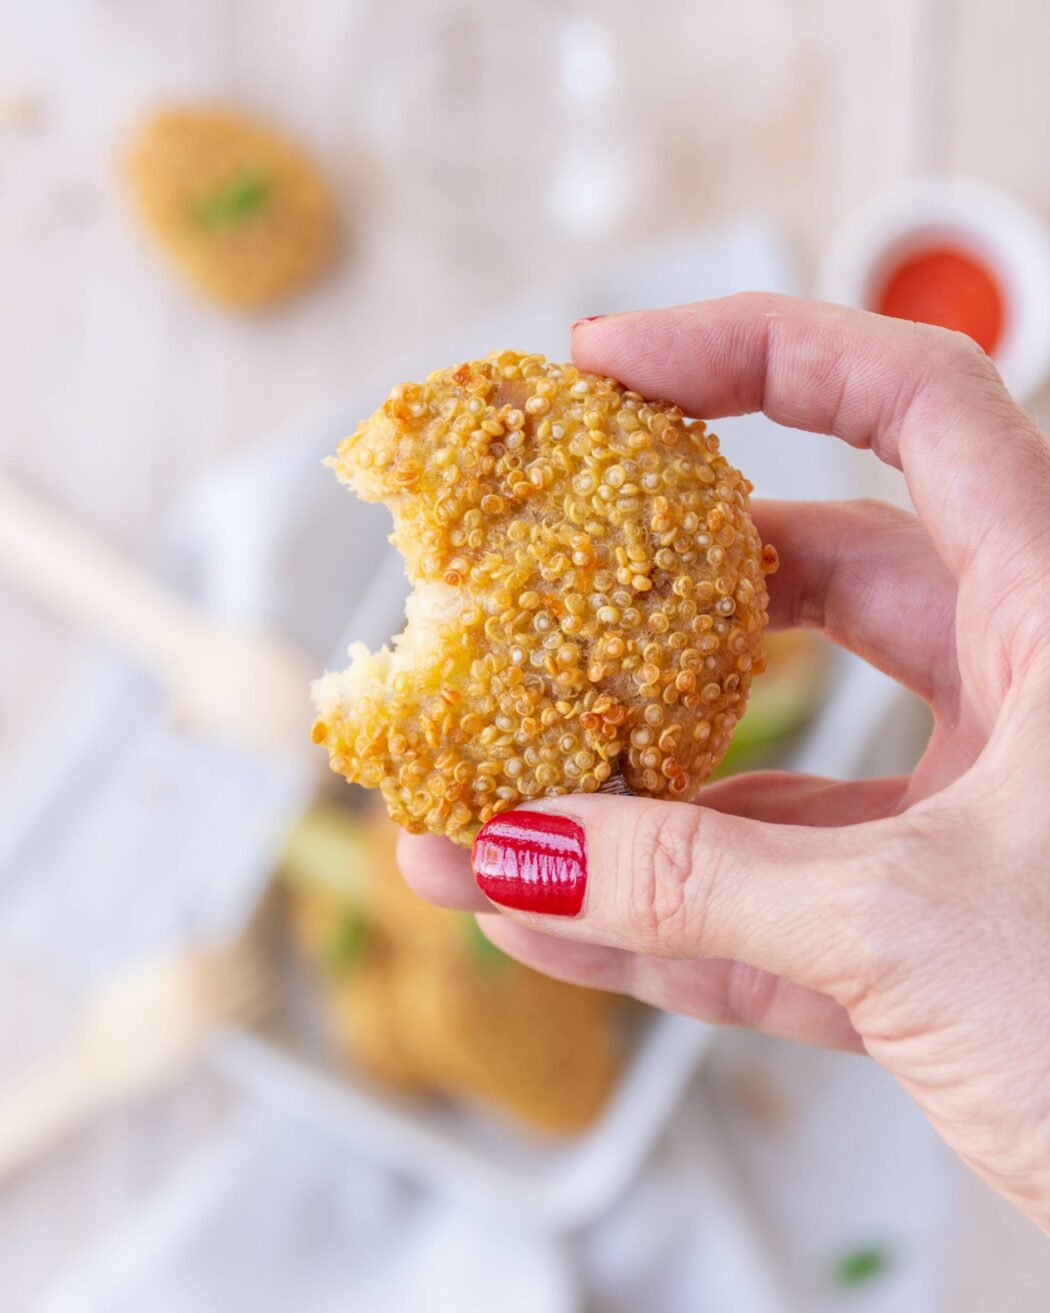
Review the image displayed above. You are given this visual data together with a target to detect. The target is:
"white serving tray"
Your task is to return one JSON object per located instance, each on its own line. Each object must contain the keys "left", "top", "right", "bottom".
{"left": 216, "top": 534, "right": 715, "bottom": 1233}
{"left": 0, "top": 385, "right": 907, "bottom": 1234}
{"left": 39, "top": 1092, "right": 793, "bottom": 1313}
{"left": 217, "top": 632, "right": 904, "bottom": 1232}
{"left": 207, "top": 281, "right": 907, "bottom": 1222}
{"left": 3, "top": 224, "right": 909, "bottom": 1240}
{"left": 218, "top": 1004, "right": 714, "bottom": 1234}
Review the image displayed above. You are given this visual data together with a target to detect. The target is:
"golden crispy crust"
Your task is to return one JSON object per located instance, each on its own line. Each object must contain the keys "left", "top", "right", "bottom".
{"left": 126, "top": 105, "right": 338, "bottom": 309}
{"left": 313, "top": 352, "right": 775, "bottom": 845}
{"left": 284, "top": 812, "right": 624, "bottom": 1130}
{"left": 389, "top": 954, "right": 623, "bottom": 1133}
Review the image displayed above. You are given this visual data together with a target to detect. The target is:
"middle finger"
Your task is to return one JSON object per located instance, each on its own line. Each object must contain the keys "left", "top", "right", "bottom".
{"left": 755, "top": 497, "right": 957, "bottom": 706}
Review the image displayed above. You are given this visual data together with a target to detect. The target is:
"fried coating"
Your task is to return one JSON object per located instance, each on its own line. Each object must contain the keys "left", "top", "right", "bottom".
{"left": 126, "top": 105, "right": 338, "bottom": 309}
{"left": 290, "top": 889, "right": 425, "bottom": 1092}
{"left": 283, "top": 805, "right": 624, "bottom": 1132}
{"left": 390, "top": 952, "right": 622, "bottom": 1133}
{"left": 313, "top": 352, "right": 776, "bottom": 845}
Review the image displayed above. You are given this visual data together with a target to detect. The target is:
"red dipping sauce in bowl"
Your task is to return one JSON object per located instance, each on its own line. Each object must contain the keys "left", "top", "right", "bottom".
{"left": 874, "top": 245, "right": 1005, "bottom": 355}
{"left": 820, "top": 179, "right": 1050, "bottom": 402}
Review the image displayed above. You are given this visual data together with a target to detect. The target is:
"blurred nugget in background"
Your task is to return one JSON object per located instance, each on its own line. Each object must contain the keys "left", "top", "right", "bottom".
{"left": 126, "top": 105, "right": 339, "bottom": 310}
{"left": 281, "top": 802, "right": 627, "bottom": 1135}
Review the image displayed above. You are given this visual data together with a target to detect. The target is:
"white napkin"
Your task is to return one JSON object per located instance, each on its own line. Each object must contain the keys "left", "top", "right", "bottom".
{"left": 41, "top": 1045, "right": 962, "bottom": 1313}
{"left": 0, "top": 414, "right": 384, "bottom": 981}
{"left": 40, "top": 1087, "right": 788, "bottom": 1313}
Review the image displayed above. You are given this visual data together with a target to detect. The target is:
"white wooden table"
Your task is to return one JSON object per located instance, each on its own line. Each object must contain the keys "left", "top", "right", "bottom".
{"left": 1, "top": 2, "right": 1048, "bottom": 1307}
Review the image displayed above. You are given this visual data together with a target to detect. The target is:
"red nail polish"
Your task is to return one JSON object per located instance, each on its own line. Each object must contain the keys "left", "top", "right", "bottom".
{"left": 472, "top": 811, "right": 587, "bottom": 917}
{"left": 571, "top": 315, "right": 603, "bottom": 329}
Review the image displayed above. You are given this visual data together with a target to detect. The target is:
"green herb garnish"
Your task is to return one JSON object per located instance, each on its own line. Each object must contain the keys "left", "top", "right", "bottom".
{"left": 325, "top": 915, "right": 372, "bottom": 972}
{"left": 194, "top": 170, "right": 271, "bottom": 230}
{"left": 833, "top": 1245, "right": 890, "bottom": 1288}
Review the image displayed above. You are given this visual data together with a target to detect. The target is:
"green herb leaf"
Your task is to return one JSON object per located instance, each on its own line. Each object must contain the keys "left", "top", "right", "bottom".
{"left": 325, "top": 915, "right": 372, "bottom": 972}
{"left": 194, "top": 171, "right": 271, "bottom": 230}
{"left": 833, "top": 1245, "right": 890, "bottom": 1288}
{"left": 464, "top": 916, "right": 508, "bottom": 969}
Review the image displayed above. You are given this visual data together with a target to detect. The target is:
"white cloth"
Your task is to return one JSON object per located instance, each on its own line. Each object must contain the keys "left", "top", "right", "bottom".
{"left": 41, "top": 1051, "right": 963, "bottom": 1313}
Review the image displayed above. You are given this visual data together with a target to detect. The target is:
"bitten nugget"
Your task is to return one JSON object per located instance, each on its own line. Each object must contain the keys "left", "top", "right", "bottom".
{"left": 313, "top": 352, "right": 777, "bottom": 845}
{"left": 126, "top": 105, "right": 338, "bottom": 309}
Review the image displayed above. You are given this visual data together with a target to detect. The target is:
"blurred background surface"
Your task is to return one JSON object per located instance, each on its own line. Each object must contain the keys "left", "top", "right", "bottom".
{"left": 1, "top": 2, "right": 1049, "bottom": 1310}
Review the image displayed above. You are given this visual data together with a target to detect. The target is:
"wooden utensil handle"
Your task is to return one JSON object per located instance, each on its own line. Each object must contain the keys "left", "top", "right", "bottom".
{"left": 0, "top": 469, "right": 209, "bottom": 676}
{"left": 0, "top": 1043, "right": 106, "bottom": 1180}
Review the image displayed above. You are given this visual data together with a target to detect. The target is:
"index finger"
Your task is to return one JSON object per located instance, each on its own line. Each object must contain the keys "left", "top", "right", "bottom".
{"left": 572, "top": 293, "right": 1050, "bottom": 589}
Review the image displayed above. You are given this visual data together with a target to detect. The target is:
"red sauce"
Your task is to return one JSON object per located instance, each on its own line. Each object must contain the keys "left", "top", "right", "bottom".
{"left": 875, "top": 245, "right": 1005, "bottom": 355}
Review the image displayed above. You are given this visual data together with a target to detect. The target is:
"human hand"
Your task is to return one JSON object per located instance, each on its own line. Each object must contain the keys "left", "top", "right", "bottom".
{"left": 398, "top": 294, "right": 1050, "bottom": 1233}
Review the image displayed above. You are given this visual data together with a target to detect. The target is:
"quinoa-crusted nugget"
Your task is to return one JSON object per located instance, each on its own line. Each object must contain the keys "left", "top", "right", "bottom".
{"left": 390, "top": 951, "right": 622, "bottom": 1133}
{"left": 126, "top": 105, "right": 338, "bottom": 309}
{"left": 283, "top": 807, "right": 625, "bottom": 1130}
{"left": 312, "top": 352, "right": 777, "bottom": 845}
{"left": 290, "top": 886, "right": 426, "bottom": 1093}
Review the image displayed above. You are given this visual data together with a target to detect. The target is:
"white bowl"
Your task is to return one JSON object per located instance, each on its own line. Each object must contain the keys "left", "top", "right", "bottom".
{"left": 819, "top": 177, "right": 1050, "bottom": 402}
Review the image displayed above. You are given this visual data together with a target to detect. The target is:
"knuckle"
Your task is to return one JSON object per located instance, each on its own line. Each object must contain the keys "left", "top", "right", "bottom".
{"left": 622, "top": 804, "right": 712, "bottom": 954}
{"left": 832, "top": 865, "right": 899, "bottom": 977}
{"left": 825, "top": 814, "right": 954, "bottom": 1008}
{"left": 848, "top": 496, "right": 912, "bottom": 529}
{"left": 1011, "top": 581, "right": 1050, "bottom": 665}
{"left": 902, "top": 323, "right": 1004, "bottom": 423}
{"left": 722, "top": 961, "right": 784, "bottom": 1030}
{"left": 727, "top": 289, "right": 784, "bottom": 316}
{"left": 921, "top": 322, "right": 994, "bottom": 376}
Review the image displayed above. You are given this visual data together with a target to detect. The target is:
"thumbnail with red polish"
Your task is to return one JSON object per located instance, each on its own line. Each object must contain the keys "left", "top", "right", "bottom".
{"left": 472, "top": 811, "right": 587, "bottom": 917}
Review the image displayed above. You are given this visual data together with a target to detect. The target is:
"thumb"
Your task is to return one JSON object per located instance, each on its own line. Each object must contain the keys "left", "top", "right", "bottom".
{"left": 471, "top": 793, "right": 888, "bottom": 995}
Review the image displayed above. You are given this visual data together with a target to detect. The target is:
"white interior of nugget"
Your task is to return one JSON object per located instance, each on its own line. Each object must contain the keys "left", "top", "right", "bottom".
{"left": 312, "top": 579, "right": 464, "bottom": 714}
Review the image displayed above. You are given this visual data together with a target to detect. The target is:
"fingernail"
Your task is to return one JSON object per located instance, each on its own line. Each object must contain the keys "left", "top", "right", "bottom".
{"left": 571, "top": 315, "right": 603, "bottom": 329}
{"left": 472, "top": 810, "right": 587, "bottom": 917}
